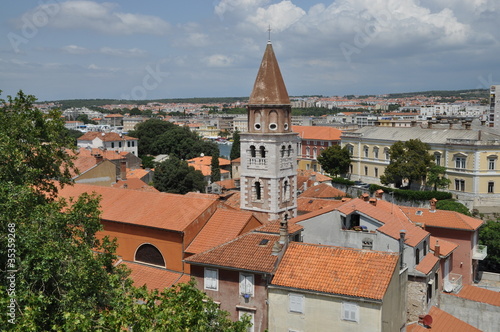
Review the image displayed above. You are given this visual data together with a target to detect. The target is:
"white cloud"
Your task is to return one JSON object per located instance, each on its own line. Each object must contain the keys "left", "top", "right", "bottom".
{"left": 61, "top": 45, "right": 90, "bottom": 54}
{"left": 99, "top": 47, "right": 147, "bottom": 57}
{"left": 22, "top": 1, "right": 170, "bottom": 35}
{"left": 204, "top": 54, "right": 234, "bottom": 67}
{"left": 246, "top": 1, "right": 306, "bottom": 33}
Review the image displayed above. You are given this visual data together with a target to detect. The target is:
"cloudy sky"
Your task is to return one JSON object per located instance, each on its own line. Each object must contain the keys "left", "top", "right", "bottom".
{"left": 1, "top": 0, "right": 499, "bottom": 101}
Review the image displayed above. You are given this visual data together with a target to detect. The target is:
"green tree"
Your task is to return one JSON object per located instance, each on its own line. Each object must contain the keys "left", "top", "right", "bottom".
{"left": 0, "top": 91, "right": 250, "bottom": 331}
{"left": 427, "top": 165, "right": 451, "bottom": 190}
{"left": 0, "top": 90, "right": 76, "bottom": 198}
{"left": 211, "top": 152, "right": 221, "bottom": 183}
{"left": 380, "top": 139, "right": 434, "bottom": 188}
{"left": 317, "top": 145, "right": 352, "bottom": 177}
{"left": 154, "top": 156, "right": 206, "bottom": 194}
{"left": 479, "top": 220, "right": 500, "bottom": 273}
{"left": 436, "top": 199, "right": 471, "bottom": 216}
{"left": 230, "top": 130, "right": 241, "bottom": 161}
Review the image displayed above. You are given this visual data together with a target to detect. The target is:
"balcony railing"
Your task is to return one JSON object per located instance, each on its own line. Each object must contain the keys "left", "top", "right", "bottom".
{"left": 472, "top": 245, "right": 487, "bottom": 260}
{"left": 444, "top": 273, "right": 463, "bottom": 293}
{"left": 248, "top": 157, "right": 267, "bottom": 169}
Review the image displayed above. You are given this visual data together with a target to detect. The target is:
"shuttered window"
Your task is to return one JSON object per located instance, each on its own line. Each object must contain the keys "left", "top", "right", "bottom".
{"left": 341, "top": 302, "right": 359, "bottom": 322}
{"left": 288, "top": 293, "right": 304, "bottom": 313}
{"left": 204, "top": 268, "right": 218, "bottom": 291}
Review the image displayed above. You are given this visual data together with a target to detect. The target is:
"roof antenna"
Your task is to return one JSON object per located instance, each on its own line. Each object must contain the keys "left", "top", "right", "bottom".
{"left": 267, "top": 24, "right": 272, "bottom": 44}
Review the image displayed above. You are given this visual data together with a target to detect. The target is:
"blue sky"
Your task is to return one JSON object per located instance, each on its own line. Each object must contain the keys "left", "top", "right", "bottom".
{"left": 1, "top": 0, "right": 499, "bottom": 101}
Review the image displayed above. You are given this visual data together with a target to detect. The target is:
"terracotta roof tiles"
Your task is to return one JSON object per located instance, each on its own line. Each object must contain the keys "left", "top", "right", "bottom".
{"left": 415, "top": 253, "right": 439, "bottom": 275}
{"left": 401, "top": 207, "right": 483, "bottom": 231}
{"left": 429, "top": 236, "right": 458, "bottom": 258}
{"left": 272, "top": 243, "right": 399, "bottom": 300}
{"left": 300, "top": 183, "right": 346, "bottom": 198}
{"left": 297, "top": 197, "right": 344, "bottom": 213}
{"left": 57, "top": 183, "right": 217, "bottom": 231}
{"left": 407, "top": 306, "right": 481, "bottom": 332}
{"left": 185, "top": 209, "right": 261, "bottom": 255}
{"left": 123, "top": 261, "right": 190, "bottom": 291}
{"left": 78, "top": 131, "right": 137, "bottom": 142}
{"left": 292, "top": 125, "right": 342, "bottom": 141}
{"left": 452, "top": 284, "right": 500, "bottom": 307}
{"left": 185, "top": 232, "right": 280, "bottom": 273}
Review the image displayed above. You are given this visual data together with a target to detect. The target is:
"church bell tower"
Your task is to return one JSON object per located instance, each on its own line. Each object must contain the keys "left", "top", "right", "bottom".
{"left": 240, "top": 39, "right": 298, "bottom": 221}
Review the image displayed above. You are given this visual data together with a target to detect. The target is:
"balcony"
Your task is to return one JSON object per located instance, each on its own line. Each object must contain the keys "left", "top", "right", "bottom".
{"left": 472, "top": 245, "right": 487, "bottom": 260}
{"left": 444, "top": 273, "right": 463, "bottom": 293}
{"left": 248, "top": 158, "right": 267, "bottom": 169}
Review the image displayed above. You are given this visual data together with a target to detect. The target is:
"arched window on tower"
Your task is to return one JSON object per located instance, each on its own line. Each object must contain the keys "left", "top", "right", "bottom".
{"left": 281, "top": 145, "right": 286, "bottom": 158}
{"left": 135, "top": 243, "right": 165, "bottom": 267}
{"left": 283, "top": 180, "right": 289, "bottom": 200}
{"left": 288, "top": 145, "right": 292, "bottom": 157}
{"left": 255, "top": 181, "right": 261, "bottom": 200}
{"left": 260, "top": 146, "right": 266, "bottom": 158}
{"left": 250, "top": 145, "right": 256, "bottom": 158}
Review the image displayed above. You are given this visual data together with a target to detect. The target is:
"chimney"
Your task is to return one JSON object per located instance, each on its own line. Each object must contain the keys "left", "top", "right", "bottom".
{"left": 369, "top": 198, "right": 377, "bottom": 206}
{"left": 94, "top": 153, "right": 103, "bottom": 163}
{"left": 428, "top": 121, "right": 433, "bottom": 129}
{"left": 272, "top": 214, "right": 289, "bottom": 256}
{"left": 481, "top": 120, "right": 486, "bottom": 126}
{"left": 361, "top": 193, "right": 370, "bottom": 202}
{"left": 375, "top": 189, "right": 384, "bottom": 199}
{"left": 434, "top": 240, "right": 440, "bottom": 258}
{"left": 399, "top": 230, "right": 406, "bottom": 270}
{"left": 120, "top": 160, "right": 127, "bottom": 180}
{"left": 429, "top": 198, "right": 437, "bottom": 211}
{"left": 465, "top": 121, "right": 471, "bottom": 130}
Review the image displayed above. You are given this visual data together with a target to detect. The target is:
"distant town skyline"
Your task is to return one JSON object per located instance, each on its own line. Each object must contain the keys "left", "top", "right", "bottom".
{"left": 1, "top": 0, "right": 499, "bottom": 101}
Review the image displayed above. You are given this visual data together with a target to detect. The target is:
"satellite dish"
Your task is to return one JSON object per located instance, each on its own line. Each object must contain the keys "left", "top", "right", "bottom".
{"left": 422, "top": 315, "right": 433, "bottom": 327}
{"left": 443, "top": 281, "right": 453, "bottom": 293}
{"left": 200, "top": 153, "right": 204, "bottom": 157}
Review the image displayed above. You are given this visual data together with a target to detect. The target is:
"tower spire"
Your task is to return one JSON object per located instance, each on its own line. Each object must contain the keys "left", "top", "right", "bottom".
{"left": 268, "top": 25, "right": 272, "bottom": 44}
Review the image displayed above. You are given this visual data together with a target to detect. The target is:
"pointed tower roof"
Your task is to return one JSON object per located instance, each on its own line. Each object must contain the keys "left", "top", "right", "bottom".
{"left": 248, "top": 42, "right": 290, "bottom": 105}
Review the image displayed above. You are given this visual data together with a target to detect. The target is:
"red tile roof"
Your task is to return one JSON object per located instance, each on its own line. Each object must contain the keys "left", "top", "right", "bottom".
{"left": 126, "top": 168, "right": 151, "bottom": 180}
{"left": 57, "top": 183, "right": 217, "bottom": 231}
{"left": 296, "top": 169, "right": 331, "bottom": 182}
{"left": 254, "top": 220, "right": 303, "bottom": 235}
{"left": 452, "top": 285, "right": 500, "bottom": 307}
{"left": 188, "top": 156, "right": 231, "bottom": 167}
{"left": 185, "top": 232, "right": 280, "bottom": 273}
{"left": 407, "top": 306, "right": 481, "bottom": 332}
{"left": 78, "top": 131, "right": 137, "bottom": 142}
{"left": 292, "top": 125, "right": 342, "bottom": 141}
{"left": 415, "top": 253, "right": 439, "bottom": 275}
{"left": 429, "top": 236, "right": 458, "bottom": 258}
{"left": 272, "top": 243, "right": 399, "bottom": 300}
{"left": 123, "top": 261, "right": 190, "bottom": 291}
{"left": 112, "top": 178, "right": 158, "bottom": 192}
{"left": 185, "top": 209, "right": 262, "bottom": 254}
{"left": 297, "top": 197, "right": 344, "bottom": 213}
{"left": 337, "top": 198, "right": 428, "bottom": 247}
{"left": 401, "top": 207, "right": 483, "bottom": 231}
{"left": 300, "top": 183, "right": 346, "bottom": 198}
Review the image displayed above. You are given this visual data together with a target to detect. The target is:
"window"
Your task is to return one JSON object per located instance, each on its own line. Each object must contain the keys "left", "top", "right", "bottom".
{"left": 281, "top": 145, "right": 286, "bottom": 157}
{"left": 204, "top": 268, "right": 218, "bottom": 291}
{"left": 135, "top": 243, "right": 165, "bottom": 267}
{"left": 238, "top": 311, "right": 254, "bottom": 332}
{"left": 423, "top": 240, "right": 427, "bottom": 256}
{"left": 384, "top": 148, "right": 390, "bottom": 160}
{"left": 374, "top": 167, "right": 378, "bottom": 177}
{"left": 127, "top": 141, "right": 131, "bottom": 147}
{"left": 455, "top": 157, "right": 466, "bottom": 169}
{"left": 373, "top": 148, "right": 379, "bottom": 159}
{"left": 111, "top": 142, "right": 115, "bottom": 148}
{"left": 259, "top": 146, "right": 266, "bottom": 158}
{"left": 289, "top": 293, "right": 304, "bottom": 313}
{"left": 255, "top": 182, "right": 261, "bottom": 200}
{"left": 250, "top": 145, "right": 256, "bottom": 158}
{"left": 306, "top": 147, "right": 310, "bottom": 157}
{"left": 488, "top": 157, "right": 496, "bottom": 170}
{"left": 434, "top": 153, "right": 441, "bottom": 166}
{"left": 119, "top": 142, "right": 122, "bottom": 148}
{"left": 364, "top": 166, "right": 368, "bottom": 176}
{"left": 416, "top": 248, "right": 420, "bottom": 265}
{"left": 287, "top": 145, "right": 292, "bottom": 157}
{"left": 341, "top": 302, "right": 359, "bottom": 322}
{"left": 362, "top": 238, "right": 373, "bottom": 250}
{"left": 364, "top": 146, "right": 369, "bottom": 158}
{"left": 313, "top": 147, "right": 317, "bottom": 159}
{"left": 488, "top": 181, "right": 494, "bottom": 193}
{"left": 346, "top": 145, "right": 354, "bottom": 155}
{"left": 239, "top": 273, "right": 254, "bottom": 296}
{"left": 283, "top": 180, "right": 289, "bottom": 200}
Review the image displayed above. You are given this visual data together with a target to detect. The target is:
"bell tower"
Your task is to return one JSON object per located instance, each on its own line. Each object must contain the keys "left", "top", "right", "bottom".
{"left": 240, "top": 39, "right": 298, "bottom": 221}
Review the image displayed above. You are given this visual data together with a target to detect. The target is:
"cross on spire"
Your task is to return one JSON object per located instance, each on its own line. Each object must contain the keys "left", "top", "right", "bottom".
{"left": 268, "top": 25, "right": 272, "bottom": 44}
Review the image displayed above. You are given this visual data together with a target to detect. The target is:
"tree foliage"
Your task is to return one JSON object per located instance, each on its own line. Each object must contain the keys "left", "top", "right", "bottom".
{"left": 130, "top": 119, "right": 218, "bottom": 160}
{"left": 317, "top": 145, "right": 352, "bottom": 177}
{"left": 211, "top": 151, "right": 221, "bottom": 183}
{"left": 380, "top": 139, "right": 434, "bottom": 188}
{"left": 427, "top": 165, "right": 451, "bottom": 190}
{"left": 436, "top": 199, "right": 471, "bottom": 216}
{"left": 154, "top": 156, "right": 206, "bottom": 194}
{"left": 0, "top": 90, "right": 76, "bottom": 198}
{"left": 479, "top": 220, "right": 500, "bottom": 273}
{"left": 230, "top": 130, "right": 241, "bottom": 161}
{"left": 0, "top": 91, "right": 249, "bottom": 331}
